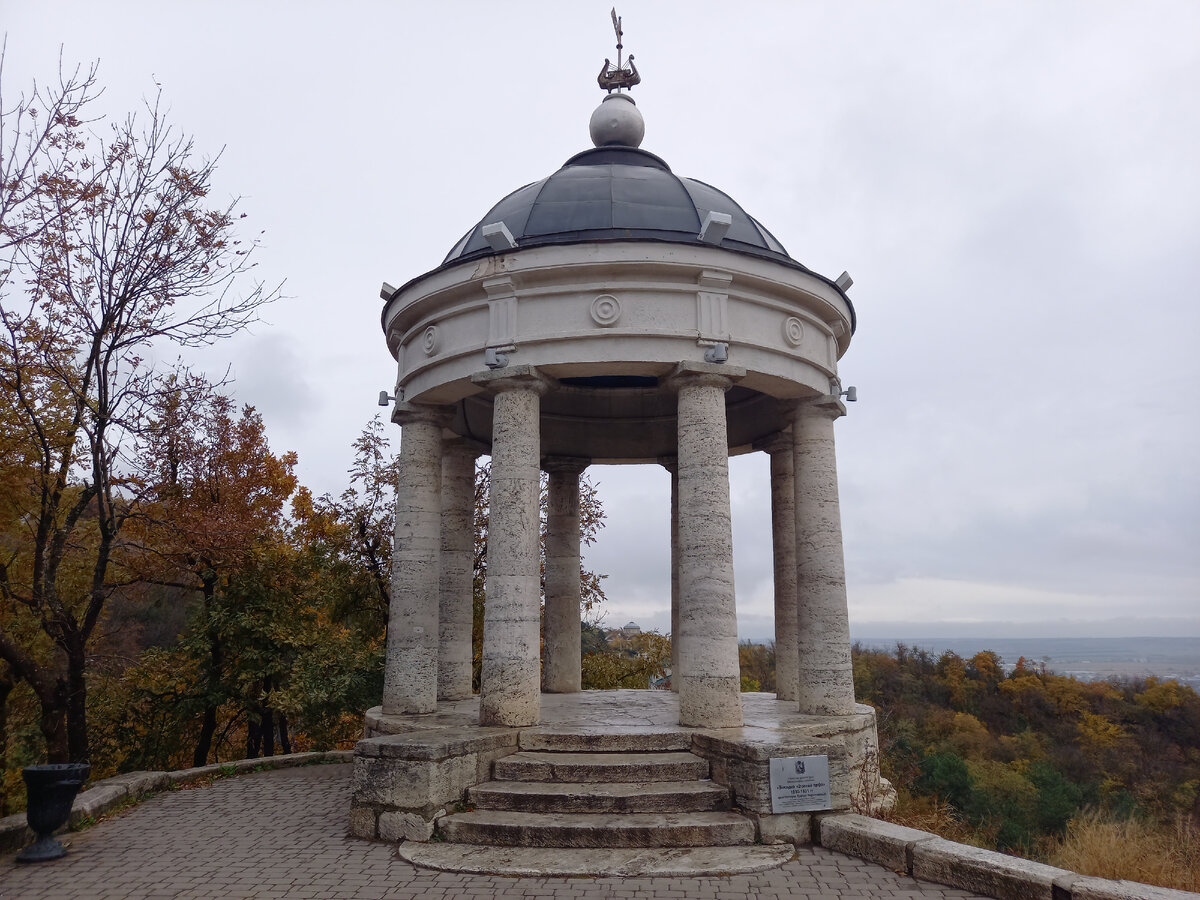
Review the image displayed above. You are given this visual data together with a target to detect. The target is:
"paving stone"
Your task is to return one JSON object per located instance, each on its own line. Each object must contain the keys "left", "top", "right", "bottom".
{"left": 0, "top": 762, "right": 1044, "bottom": 900}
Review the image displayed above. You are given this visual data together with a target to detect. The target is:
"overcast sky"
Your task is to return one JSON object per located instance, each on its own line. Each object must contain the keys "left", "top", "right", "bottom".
{"left": 5, "top": 2, "right": 1198, "bottom": 639}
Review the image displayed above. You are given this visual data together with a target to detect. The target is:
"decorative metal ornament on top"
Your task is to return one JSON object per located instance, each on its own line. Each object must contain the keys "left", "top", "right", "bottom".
{"left": 597, "top": 8, "right": 640, "bottom": 93}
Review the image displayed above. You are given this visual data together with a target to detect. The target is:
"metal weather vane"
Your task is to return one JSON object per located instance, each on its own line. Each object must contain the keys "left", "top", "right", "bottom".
{"left": 597, "top": 8, "right": 640, "bottom": 93}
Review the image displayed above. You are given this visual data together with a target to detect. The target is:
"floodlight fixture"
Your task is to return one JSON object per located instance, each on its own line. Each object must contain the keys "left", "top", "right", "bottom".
{"left": 698, "top": 211, "right": 732, "bottom": 245}
{"left": 482, "top": 221, "right": 518, "bottom": 251}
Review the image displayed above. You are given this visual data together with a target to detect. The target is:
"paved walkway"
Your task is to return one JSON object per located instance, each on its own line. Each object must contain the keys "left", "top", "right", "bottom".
{"left": 1, "top": 763, "right": 990, "bottom": 900}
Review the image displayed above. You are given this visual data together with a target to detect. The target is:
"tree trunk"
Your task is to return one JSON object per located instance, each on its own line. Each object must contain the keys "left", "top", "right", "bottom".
{"left": 194, "top": 703, "right": 218, "bottom": 767}
{"left": 192, "top": 585, "right": 222, "bottom": 767}
{"left": 276, "top": 713, "right": 291, "bottom": 755}
{"left": 0, "top": 668, "right": 12, "bottom": 815}
{"left": 41, "top": 691, "right": 69, "bottom": 764}
{"left": 65, "top": 637, "right": 89, "bottom": 762}
{"left": 244, "top": 715, "right": 261, "bottom": 759}
{"left": 261, "top": 706, "right": 274, "bottom": 758}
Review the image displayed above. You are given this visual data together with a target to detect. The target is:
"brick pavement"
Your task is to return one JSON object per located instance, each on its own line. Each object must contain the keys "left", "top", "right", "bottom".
{"left": 0, "top": 763, "right": 991, "bottom": 900}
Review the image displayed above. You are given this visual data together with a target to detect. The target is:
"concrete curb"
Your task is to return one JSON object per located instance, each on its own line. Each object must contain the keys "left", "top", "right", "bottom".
{"left": 0, "top": 750, "right": 352, "bottom": 854}
{"left": 815, "top": 813, "right": 1199, "bottom": 900}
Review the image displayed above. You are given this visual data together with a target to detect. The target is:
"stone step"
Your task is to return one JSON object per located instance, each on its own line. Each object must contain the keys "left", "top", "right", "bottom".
{"left": 399, "top": 842, "right": 794, "bottom": 877}
{"left": 493, "top": 751, "right": 708, "bottom": 783}
{"left": 468, "top": 779, "right": 731, "bottom": 814}
{"left": 438, "top": 809, "right": 756, "bottom": 848}
{"left": 518, "top": 728, "right": 691, "bottom": 753}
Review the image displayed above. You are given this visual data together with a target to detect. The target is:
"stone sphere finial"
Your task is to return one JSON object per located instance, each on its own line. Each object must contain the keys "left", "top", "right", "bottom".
{"left": 589, "top": 93, "right": 644, "bottom": 148}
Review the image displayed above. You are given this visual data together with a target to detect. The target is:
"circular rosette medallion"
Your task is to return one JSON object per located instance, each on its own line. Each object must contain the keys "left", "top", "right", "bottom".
{"left": 422, "top": 325, "right": 441, "bottom": 356}
{"left": 783, "top": 316, "right": 805, "bottom": 347}
{"left": 590, "top": 294, "right": 622, "bottom": 327}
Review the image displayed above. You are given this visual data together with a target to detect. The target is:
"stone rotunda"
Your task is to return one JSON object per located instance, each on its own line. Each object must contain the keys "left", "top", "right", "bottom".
{"left": 351, "top": 42, "right": 887, "bottom": 864}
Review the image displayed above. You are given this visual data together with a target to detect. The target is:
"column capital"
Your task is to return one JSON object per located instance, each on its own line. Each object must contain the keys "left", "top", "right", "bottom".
{"left": 665, "top": 360, "right": 747, "bottom": 394}
{"left": 443, "top": 435, "right": 487, "bottom": 459}
{"left": 752, "top": 431, "right": 792, "bottom": 456}
{"left": 471, "top": 364, "right": 555, "bottom": 397}
{"left": 792, "top": 394, "right": 847, "bottom": 421}
{"left": 390, "top": 401, "right": 454, "bottom": 428}
{"left": 541, "top": 455, "right": 590, "bottom": 475}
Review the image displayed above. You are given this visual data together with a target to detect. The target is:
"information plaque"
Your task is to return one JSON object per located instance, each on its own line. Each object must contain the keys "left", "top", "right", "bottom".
{"left": 769, "top": 754, "right": 832, "bottom": 813}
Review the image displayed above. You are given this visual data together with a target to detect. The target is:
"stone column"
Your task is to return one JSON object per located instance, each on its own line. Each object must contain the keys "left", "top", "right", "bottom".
{"left": 658, "top": 457, "right": 680, "bottom": 693}
{"left": 438, "top": 439, "right": 478, "bottom": 701}
{"left": 755, "top": 433, "right": 799, "bottom": 702}
{"left": 471, "top": 366, "right": 552, "bottom": 727}
{"left": 542, "top": 456, "right": 589, "bottom": 693}
{"left": 383, "top": 402, "right": 451, "bottom": 715}
{"left": 669, "top": 361, "right": 746, "bottom": 728}
{"left": 792, "top": 396, "right": 857, "bottom": 716}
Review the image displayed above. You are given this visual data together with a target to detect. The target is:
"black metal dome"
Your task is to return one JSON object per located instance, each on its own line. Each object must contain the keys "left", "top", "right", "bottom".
{"left": 443, "top": 145, "right": 803, "bottom": 272}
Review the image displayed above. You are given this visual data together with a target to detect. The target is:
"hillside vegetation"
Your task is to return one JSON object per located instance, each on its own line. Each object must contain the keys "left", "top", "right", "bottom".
{"left": 850, "top": 644, "right": 1200, "bottom": 891}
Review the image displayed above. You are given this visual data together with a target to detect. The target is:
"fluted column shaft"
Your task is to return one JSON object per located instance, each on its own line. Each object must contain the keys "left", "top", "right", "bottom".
{"left": 758, "top": 434, "right": 799, "bottom": 702}
{"left": 671, "top": 365, "right": 744, "bottom": 728}
{"left": 438, "top": 440, "right": 478, "bottom": 701}
{"left": 793, "top": 398, "right": 856, "bottom": 715}
{"left": 473, "top": 367, "right": 551, "bottom": 727}
{"left": 383, "top": 403, "right": 450, "bottom": 715}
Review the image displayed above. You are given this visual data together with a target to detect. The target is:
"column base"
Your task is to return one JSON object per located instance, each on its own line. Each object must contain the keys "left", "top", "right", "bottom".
{"left": 678, "top": 675, "right": 743, "bottom": 728}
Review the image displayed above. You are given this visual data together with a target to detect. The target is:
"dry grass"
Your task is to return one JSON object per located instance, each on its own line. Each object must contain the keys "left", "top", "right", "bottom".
{"left": 879, "top": 790, "right": 992, "bottom": 848}
{"left": 1045, "top": 809, "right": 1200, "bottom": 892}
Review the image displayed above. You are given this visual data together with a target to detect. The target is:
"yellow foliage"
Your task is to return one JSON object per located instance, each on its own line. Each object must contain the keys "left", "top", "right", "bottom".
{"left": 1135, "top": 678, "right": 1189, "bottom": 714}
{"left": 1077, "top": 711, "right": 1126, "bottom": 751}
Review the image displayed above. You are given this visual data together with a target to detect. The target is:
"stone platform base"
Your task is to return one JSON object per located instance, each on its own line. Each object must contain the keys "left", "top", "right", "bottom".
{"left": 349, "top": 691, "right": 890, "bottom": 846}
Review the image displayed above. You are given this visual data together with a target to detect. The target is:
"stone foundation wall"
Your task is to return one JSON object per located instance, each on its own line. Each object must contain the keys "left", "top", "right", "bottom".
{"left": 349, "top": 727, "right": 518, "bottom": 840}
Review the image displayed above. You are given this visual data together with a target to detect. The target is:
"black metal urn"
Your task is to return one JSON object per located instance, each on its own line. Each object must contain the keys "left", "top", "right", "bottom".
{"left": 17, "top": 763, "right": 90, "bottom": 863}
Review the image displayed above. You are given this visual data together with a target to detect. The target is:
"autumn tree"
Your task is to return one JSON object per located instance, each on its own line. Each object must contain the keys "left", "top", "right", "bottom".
{"left": 294, "top": 415, "right": 400, "bottom": 635}
{"left": 0, "top": 64, "right": 278, "bottom": 763}
{"left": 129, "top": 384, "right": 297, "bottom": 765}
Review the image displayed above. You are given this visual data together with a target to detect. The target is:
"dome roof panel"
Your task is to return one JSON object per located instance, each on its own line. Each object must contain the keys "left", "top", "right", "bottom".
{"left": 438, "top": 146, "right": 827, "bottom": 287}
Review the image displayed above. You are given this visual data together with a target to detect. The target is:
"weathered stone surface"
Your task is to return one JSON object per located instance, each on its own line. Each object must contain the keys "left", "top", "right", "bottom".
{"left": 469, "top": 779, "right": 731, "bottom": 814}
{"left": 542, "top": 458, "right": 586, "bottom": 694}
{"left": 355, "top": 727, "right": 516, "bottom": 761}
{"left": 518, "top": 728, "right": 690, "bottom": 753}
{"left": 167, "top": 764, "right": 224, "bottom": 783}
{"left": 911, "top": 836, "right": 1074, "bottom": 900}
{"left": 100, "top": 770, "right": 170, "bottom": 796}
{"left": 348, "top": 803, "right": 377, "bottom": 840}
{"left": 754, "top": 812, "right": 814, "bottom": 845}
{"left": 383, "top": 405, "right": 447, "bottom": 715}
{"left": 439, "top": 440, "right": 478, "bottom": 701}
{"left": 352, "top": 751, "right": 476, "bottom": 813}
{"left": 379, "top": 808, "right": 445, "bottom": 843}
{"left": 0, "top": 812, "right": 33, "bottom": 853}
{"left": 439, "top": 809, "right": 755, "bottom": 848}
{"left": 671, "top": 365, "right": 745, "bottom": 729}
{"left": 1062, "top": 875, "right": 1200, "bottom": 899}
{"left": 792, "top": 401, "right": 857, "bottom": 716}
{"left": 69, "top": 784, "right": 129, "bottom": 826}
{"left": 494, "top": 751, "right": 708, "bottom": 784}
{"left": 817, "top": 812, "right": 936, "bottom": 873}
{"left": 477, "top": 374, "right": 546, "bottom": 727}
{"left": 397, "top": 842, "right": 794, "bottom": 877}
{"left": 757, "top": 434, "right": 799, "bottom": 703}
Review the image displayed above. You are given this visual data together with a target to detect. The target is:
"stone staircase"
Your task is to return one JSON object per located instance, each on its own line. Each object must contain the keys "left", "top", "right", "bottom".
{"left": 397, "top": 730, "right": 793, "bottom": 875}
